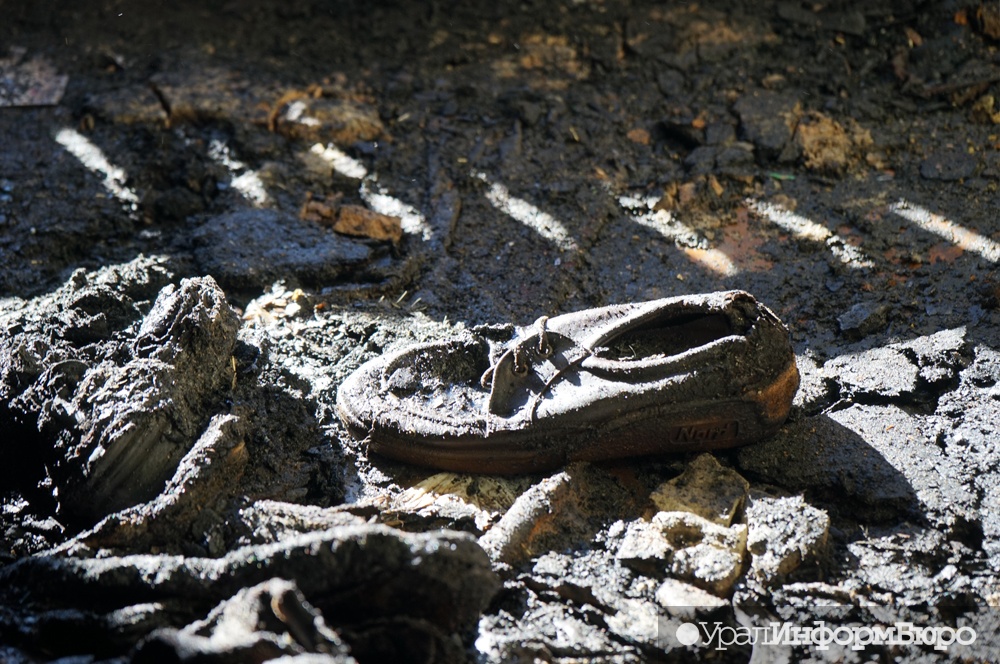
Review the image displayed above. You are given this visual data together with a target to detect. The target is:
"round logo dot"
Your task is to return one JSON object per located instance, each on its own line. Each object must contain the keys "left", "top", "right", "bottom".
{"left": 676, "top": 622, "right": 700, "bottom": 646}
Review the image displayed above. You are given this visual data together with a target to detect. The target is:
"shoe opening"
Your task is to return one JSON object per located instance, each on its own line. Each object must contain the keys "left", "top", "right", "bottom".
{"left": 595, "top": 312, "right": 742, "bottom": 361}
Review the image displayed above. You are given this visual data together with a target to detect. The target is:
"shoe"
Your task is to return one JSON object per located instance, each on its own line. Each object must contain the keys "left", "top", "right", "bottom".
{"left": 337, "top": 290, "right": 799, "bottom": 474}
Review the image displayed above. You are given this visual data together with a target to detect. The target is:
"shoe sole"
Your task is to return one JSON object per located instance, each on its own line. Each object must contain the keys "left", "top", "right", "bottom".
{"left": 342, "top": 360, "right": 799, "bottom": 475}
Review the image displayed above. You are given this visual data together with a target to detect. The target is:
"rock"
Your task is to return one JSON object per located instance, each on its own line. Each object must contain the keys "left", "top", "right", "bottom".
{"left": 656, "top": 69, "right": 686, "bottom": 97}
{"left": 615, "top": 519, "right": 673, "bottom": 571}
{"left": 745, "top": 494, "right": 829, "bottom": 585}
{"left": 682, "top": 145, "right": 716, "bottom": 175}
{"left": 520, "top": 549, "right": 665, "bottom": 655}
{"left": 714, "top": 142, "right": 755, "bottom": 175}
{"left": 823, "top": 327, "right": 969, "bottom": 401}
{"left": 476, "top": 598, "right": 634, "bottom": 663}
{"left": 823, "top": 346, "right": 918, "bottom": 399}
{"left": 704, "top": 122, "right": 736, "bottom": 146}
{"left": 836, "top": 301, "right": 890, "bottom": 339}
{"left": 617, "top": 512, "right": 747, "bottom": 596}
{"left": 898, "top": 326, "right": 969, "bottom": 385}
{"left": 649, "top": 453, "right": 749, "bottom": 526}
{"left": 656, "top": 512, "right": 747, "bottom": 596}
{"left": 390, "top": 472, "right": 531, "bottom": 533}
{"left": 655, "top": 578, "right": 728, "bottom": 619}
{"left": 733, "top": 90, "right": 801, "bottom": 162}
{"left": 192, "top": 209, "right": 373, "bottom": 292}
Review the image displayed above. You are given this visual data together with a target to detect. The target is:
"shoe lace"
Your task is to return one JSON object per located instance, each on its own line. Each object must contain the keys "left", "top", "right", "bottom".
{"left": 480, "top": 315, "right": 551, "bottom": 388}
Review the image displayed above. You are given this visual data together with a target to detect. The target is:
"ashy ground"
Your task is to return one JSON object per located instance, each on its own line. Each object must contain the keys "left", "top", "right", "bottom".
{"left": 1, "top": 1, "right": 999, "bottom": 662}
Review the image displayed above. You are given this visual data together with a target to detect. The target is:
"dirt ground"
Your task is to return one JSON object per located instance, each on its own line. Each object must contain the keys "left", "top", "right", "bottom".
{"left": 2, "top": 0, "right": 1000, "bottom": 661}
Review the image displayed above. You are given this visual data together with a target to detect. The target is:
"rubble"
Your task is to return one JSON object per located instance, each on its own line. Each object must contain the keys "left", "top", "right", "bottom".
{"left": 0, "top": 525, "right": 498, "bottom": 662}
{"left": 649, "top": 453, "right": 748, "bottom": 526}
{"left": 745, "top": 493, "right": 829, "bottom": 585}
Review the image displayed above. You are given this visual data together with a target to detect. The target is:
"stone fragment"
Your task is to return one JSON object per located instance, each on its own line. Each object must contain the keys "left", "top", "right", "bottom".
{"left": 616, "top": 512, "right": 747, "bottom": 596}
{"left": 477, "top": 600, "right": 631, "bottom": 662}
{"left": 192, "top": 209, "right": 372, "bottom": 291}
{"left": 745, "top": 494, "right": 829, "bottom": 584}
{"left": 615, "top": 519, "right": 673, "bottom": 571}
{"left": 715, "top": 142, "right": 755, "bottom": 175}
{"left": 649, "top": 453, "right": 748, "bottom": 526}
{"left": 836, "top": 301, "right": 890, "bottom": 339}
{"left": 898, "top": 326, "right": 968, "bottom": 385}
{"left": 824, "top": 327, "right": 968, "bottom": 401}
{"left": 602, "top": 597, "right": 661, "bottom": 648}
{"left": 704, "top": 122, "right": 736, "bottom": 145}
{"left": 733, "top": 90, "right": 801, "bottom": 162}
{"left": 683, "top": 145, "right": 717, "bottom": 174}
{"left": 516, "top": 548, "right": 667, "bottom": 654}
{"left": 655, "top": 578, "right": 728, "bottom": 619}
{"left": 391, "top": 472, "right": 530, "bottom": 532}
{"left": 656, "top": 69, "right": 686, "bottom": 97}
{"left": 656, "top": 512, "right": 747, "bottom": 595}
{"left": 823, "top": 346, "right": 917, "bottom": 399}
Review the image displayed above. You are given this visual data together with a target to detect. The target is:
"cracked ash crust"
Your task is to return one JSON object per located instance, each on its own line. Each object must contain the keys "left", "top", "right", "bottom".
{"left": 337, "top": 290, "right": 799, "bottom": 474}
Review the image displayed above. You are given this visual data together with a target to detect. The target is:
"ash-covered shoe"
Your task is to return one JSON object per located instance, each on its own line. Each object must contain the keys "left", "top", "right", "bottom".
{"left": 337, "top": 291, "right": 799, "bottom": 474}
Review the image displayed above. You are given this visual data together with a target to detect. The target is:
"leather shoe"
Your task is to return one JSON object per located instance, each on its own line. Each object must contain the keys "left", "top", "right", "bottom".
{"left": 337, "top": 290, "right": 799, "bottom": 473}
